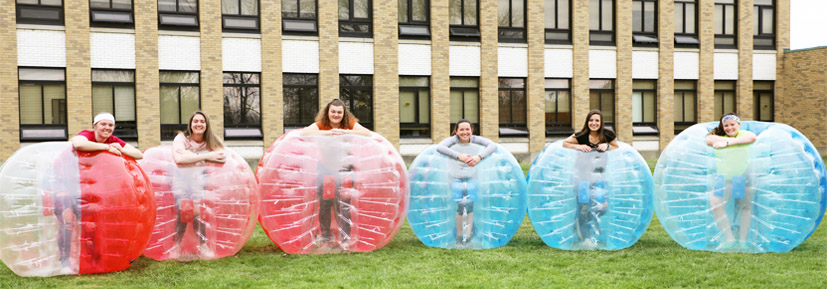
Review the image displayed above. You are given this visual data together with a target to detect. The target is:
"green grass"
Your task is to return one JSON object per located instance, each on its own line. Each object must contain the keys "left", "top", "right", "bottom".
{"left": 2, "top": 161, "right": 827, "bottom": 288}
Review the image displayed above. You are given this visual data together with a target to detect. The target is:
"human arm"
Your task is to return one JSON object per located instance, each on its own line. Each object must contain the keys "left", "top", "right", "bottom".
{"left": 171, "top": 134, "right": 225, "bottom": 165}
{"left": 464, "top": 136, "right": 498, "bottom": 166}
{"left": 71, "top": 135, "right": 123, "bottom": 156}
{"left": 436, "top": 136, "right": 462, "bottom": 159}
{"left": 119, "top": 143, "right": 144, "bottom": 160}
{"left": 563, "top": 134, "right": 592, "bottom": 152}
{"left": 707, "top": 131, "right": 757, "bottom": 149}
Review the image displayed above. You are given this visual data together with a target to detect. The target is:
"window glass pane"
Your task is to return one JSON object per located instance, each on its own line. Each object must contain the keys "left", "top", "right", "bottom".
{"left": 714, "top": 5, "right": 723, "bottom": 34}
{"left": 92, "top": 70, "right": 134, "bottom": 82}
{"left": 449, "top": 0, "right": 461, "bottom": 25}
{"left": 512, "top": 91, "right": 526, "bottom": 123}
{"left": 544, "top": 0, "right": 555, "bottom": 29}
{"left": 19, "top": 84, "right": 43, "bottom": 124}
{"left": 283, "top": 88, "right": 300, "bottom": 125}
{"left": 241, "top": 0, "right": 257, "bottom": 15}
{"left": 644, "top": 1, "right": 654, "bottom": 32}
{"left": 723, "top": 92, "right": 734, "bottom": 115}
{"left": 300, "top": 88, "right": 318, "bottom": 124}
{"left": 338, "top": 0, "right": 349, "bottom": 19}
{"left": 754, "top": 81, "right": 773, "bottom": 90}
{"left": 673, "top": 92, "right": 683, "bottom": 121}
{"left": 674, "top": 80, "right": 695, "bottom": 90}
{"left": 686, "top": 3, "right": 695, "bottom": 33}
{"left": 418, "top": 89, "right": 429, "bottom": 123}
{"left": 754, "top": 0, "right": 772, "bottom": 5}
{"left": 753, "top": 6, "right": 759, "bottom": 35}
{"left": 499, "top": 78, "right": 524, "bottom": 88}
{"left": 399, "top": 0, "right": 408, "bottom": 22}
{"left": 589, "top": 0, "right": 599, "bottom": 29}
{"left": 283, "top": 0, "right": 298, "bottom": 17}
{"left": 632, "top": 1, "right": 641, "bottom": 32}
{"left": 602, "top": 0, "right": 612, "bottom": 30}
{"left": 601, "top": 92, "right": 613, "bottom": 123}
{"left": 160, "top": 71, "right": 199, "bottom": 83}
{"left": 556, "top": 0, "right": 569, "bottom": 29}
{"left": 300, "top": 0, "right": 316, "bottom": 17}
{"left": 589, "top": 79, "right": 612, "bottom": 89}
{"left": 412, "top": 0, "right": 426, "bottom": 21}
{"left": 17, "top": 0, "right": 39, "bottom": 4}
{"left": 92, "top": 86, "right": 114, "bottom": 116}
{"left": 674, "top": 3, "right": 683, "bottom": 34}
{"left": 763, "top": 8, "right": 773, "bottom": 34}
{"left": 464, "top": 0, "right": 477, "bottom": 25}
{"left": 19, "top": 68, "right": 64, "bottom": 81}
{"left": 91, "top": 0, "right": 110, "bottom": 9}
{"left": 643, "top": 91, "right": 655, "bottom": 122}
{"left": 223, "top": 0, "right": 239, "bottom": 14}
{"left": 632, "top": 91, "right": 642, "bottom": 122}
{"left": 180, "top": 0, "right": 197, "bottom": 13}
{"left": 354, "top": 0, "right": 368, "bottom": 18}
{"left": 545, "top": 78, "right": 569, "bottom": 88}
{"left": 451, "top": 78, "right": 478, "bottom": 88}
{"left": 633, "top": 80, "right": 655, "bottom": 89}
{"left": 512, "top": 0, "right": 524, "bottom": 28}
{"left": 498, "top": 0, "right": 510, "bottom": 26}
{"left": 758, "top": 93, "right": 772, "bottom": 120}
{"left": 714, "top": 81, "right": 734, "bottom": 90}
{"left": 112, "top": 0, "right": 132, "bottom": 10}
{"left": 684, "top": 92, "right": 696, "bottom": 122}
{"left": 40, "top": 0, "right": 61, "bottom": 5}
{"left": 464, "top": 91, "right": 479, "bottom": 123}
{"left": 558, "top": 91, "right": 570, "bottom": 113}
{"left": 399, "top": 90, "right": 416, "bottom": 122}
{"left": 114, "top": 86, "right": 135, "bottom": 121}
{"left": 160, "top": 86, "right": 180, "bottom": 124}
{"left": 498, "top": 91, "right": 511, "bottom": 123}
{"left": 724, "top": 5, "right": 734, "bottom": 34}
{"left": 545, "top": 91, "right": 557, "bottom": 122}
{"left": 180, "top": 86, "right": 200, "bottom": 123}
{"left": 43, "top": 84, "right": 65, "bottom": 125}
{"left": 158, "top": 0, "right": 176, "bottom": 11}
{"left": 450, "top": 90, "right": 463, "bottom": 122}
{"left": 400, "top": 76, "right": 428, "bottom": 87}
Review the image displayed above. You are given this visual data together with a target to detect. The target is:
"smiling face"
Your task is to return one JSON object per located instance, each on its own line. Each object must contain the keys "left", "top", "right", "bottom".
{"left": 587, "top": 114, "right": 602, "bottom": 132}
{"left": 328, "top": 105, "right": 345, "bottom": 127}
{"left": 455, "top": 122, "right": 473, "bottom": 143}
{"left": 722, "top": 119, "right": 740, "bottom": 137}
{"left": 190, "top": 114, "right": 207, "bottom": 136}
{"left": 93, "top": 119, "right": 115, "bottom": 141}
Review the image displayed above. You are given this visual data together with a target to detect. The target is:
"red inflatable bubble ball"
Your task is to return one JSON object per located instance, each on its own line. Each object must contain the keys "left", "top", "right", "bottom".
{"left": 139, "top": 146, "right": 259, "bottom": 261}
{"left": 257, "top": 131, "right": 409, "bottom": 254}
{"left": 0, "top": 142, "right": 155, "bottom": 277}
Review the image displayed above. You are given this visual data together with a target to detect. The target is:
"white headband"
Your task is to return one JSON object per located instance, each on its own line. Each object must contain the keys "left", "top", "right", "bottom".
{"left": 721, "top": 115, "right": 740, "bottom": 123}
{"left": 93, "top": 113, "right": 115, "bottom": 125}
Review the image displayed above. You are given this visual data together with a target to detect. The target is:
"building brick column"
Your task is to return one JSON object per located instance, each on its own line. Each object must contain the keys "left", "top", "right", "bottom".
{"left": 135, "top": 0, "right": 160, "bottom": 148}
{"left": 615, "top": 0, "right": 632, "bottom": 142}
{"left": 737, "top": 0, "right": 754, "bottom": 119}
{"left": 65, "top": 0, "right": 92, "bottom": 135}
{"left": 774, "top": 0, "right": 789, "bottom": 122}
{"left": 657, "top": 0, "right": 675, "bottom": 150}
{"left": 697, "top": 0, "right": 715, "bottom": 123}
{"left": 318, "top": 0, "right": 339, "bottom": 107}
{"left": 373, "top": 0, "right": 400, "bottom": 147}
{"left": 0, "top": 0, "right": 19, "bottom": 160}
{"left": 430, "top": 0, "right": 450, "bottom": 142}
{"left": 571, "top": 0, "right": 589, "bottom": 131}
{"left": 200, "top": 0, "right": 223, "bottom": 140}
{"left": 526, "top": 0, "right": 545, "bottom": 153}
{"left": 479, "top": 0, "right": 498, "bottom": 141}
{"left": 261, "top": 0, "right": 283, "bottom": 146}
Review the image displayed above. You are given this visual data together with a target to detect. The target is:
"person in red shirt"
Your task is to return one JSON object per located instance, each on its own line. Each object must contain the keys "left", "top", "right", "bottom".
{"left": 71, "top": 112, "right": 143, "bottom": 159}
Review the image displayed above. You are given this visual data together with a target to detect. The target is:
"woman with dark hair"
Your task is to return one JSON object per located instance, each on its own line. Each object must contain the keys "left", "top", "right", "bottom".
{"left": 301, "top": 98, "right": 371, "bottom": 136}
{"left": 563, "top": 110, "right": 619, "bottom": 152}
{"left": 171, "top": 110, "right": 226, "bottom": 258}
{"left": 705, "top": 113, "right": 756, "bottom": 249}
{"left": 436, "top": 119, "right": 497, "bottom": 245}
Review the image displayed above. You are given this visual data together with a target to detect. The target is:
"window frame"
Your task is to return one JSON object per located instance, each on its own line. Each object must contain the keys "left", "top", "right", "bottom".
{"left": 589, "top": 79, "right": 615, "bottom": 127}
{"left": 449, "top": 77, "right": 480, "bottom": 133}
{"left": 282, "top": 0, "right": 318, "bottom": 35}
{"left": 714, "top": 0, "right": 737, "bottom": 49}
{"left": 589, "top": 0, "right": 615, "bottom": 46}
{"left": 674, "top": 80, "right": 697, "bottom": 134}
{"left": 544, "top": 78, "right": 573, "bottom": 136}
{"left": 339, "top": 74, "right": 373, "bottom": 130}
{"left": 399, "top": 76, "right": 430, "bottom": 138}
{"left": 283, "top": 73, "right": 319, "bottom": 129}
{"left": 449, "top": 0, "right": 481, "bottom": 41}
{"left": 18, "top": 67, "right": 68, "bottom": 141}
{"left": 753, "top": 81, "right": 774, "bottom": 122}
{"left": 753, "top": 0, "right": 775, "bottom": 50}
{"left": 158, "top": 0, "right": 200, "bottom": 31}
{"left": 91, "top": 68, "right": 137, "bottom": 140}
{"left": 398, "top": 0, "right": 430, "bottom": 39}
{"left": 674, "top": 0, "right": 699, "bottom": 47}
{"left": 498, "top": 77, "right": 528, "bottom": 137}
{"left": 544, "top": 0, "right": 571, "bottom": 44}
{"left": 713, "top": 80, "right": 736, "bottom": 120}
{"left": 159, "top": 70, "right": 201, "bottom": 140}
{"left": 16, "top": 0, "right": 65, "bottom": 26}
{"left": 498, "top": 0, "right": 526, "bottom": 43}
{"left": 632, "top": 0, "right": 658, "bottom": 46}
{"left": 89, "top": 0, "right": 135, "bottom": 28}
{"left": 339, "top": 0, "right": 373, "bottom": 38}
{"left": 222, "top": 0, "right": 260, "bottom": 32}
{"left": 223, "top": 72, "right": 262, "bottom": 139}
{"left": 631, "top": 80, "right": 658, "bottom": 135}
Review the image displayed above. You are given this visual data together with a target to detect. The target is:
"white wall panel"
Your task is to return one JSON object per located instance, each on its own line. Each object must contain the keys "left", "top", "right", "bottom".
{"left": 632, "top": 50, "right": 658, "bottom": 79}
{"left": 674, "top": 51, "right": 699, "bottom": 79}
{"left": 223, "top": 38, "right": 261, "bottom": 72}
{"left": 752, "top": 53, "right": 777, "bottom": 80}
{"left": 282, "top": 40, "right": 319, "bottom": 73}
{"left": 17, "top": 29, "right": 66, "bottom": 67}
{"left": 713, "top": 51, "right": 738, "bottom": 80}
{"left": 398, "top": 44, "right": 431, "bottom": 76}
{"left": 158, "top": 35, "right": 200, "bottom": 70}
{"left": 589, "top": 49, "right": 616, "bottom": 78}
{"left": 449, "top": 45, "right": 480, "bottom": 76}
{"left": 497, "top": 47, "right": 527, "bottom": 77}
{"left": 90, "top": 32, "right": 135, "bottom": 69}
{"left": 544, "top": 48, "right": 573, "bottom": 78}
{"left": 339, "top": 42, "right": 373, "bottom": 74}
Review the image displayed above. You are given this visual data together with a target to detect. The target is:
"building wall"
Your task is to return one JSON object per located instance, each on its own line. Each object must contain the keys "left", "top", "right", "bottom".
{"left": 779, "top": 47, "right": 827, "bottom": 148}
{"left": 0, "top": 0, "right": 800, "bottom": 161}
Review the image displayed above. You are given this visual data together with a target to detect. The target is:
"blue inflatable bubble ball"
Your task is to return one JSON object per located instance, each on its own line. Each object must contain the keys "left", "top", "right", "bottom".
{"left": 654, "top": 121, "right": 826, "bottom": 253}
{"left": 527, "top": 141, "right": 654, "bottom": 250}
{"left": 408, "top": 144, "right": 526, "bottom": 249}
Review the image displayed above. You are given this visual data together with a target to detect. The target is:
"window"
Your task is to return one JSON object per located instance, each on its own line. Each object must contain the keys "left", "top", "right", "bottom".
{"left": 589, "top": 0, "right": 614, "bottom": 45}
{"left": 753, "top": 0, "right": 774, "bottom": 49}
{"left": 92, "top": 69, "right": 136, "bottom": 140}
{"left": 222, "top": 0, "right": 259, "bottom": 31}
{"left": 632, "top": 0, "right": 657, "bottom": 46}
{"left": 160, "top": 71, "right": 200, "bottom": 139}
{"left": 498, "top": 78, "right": 527, "bottom": 136}
{"left": 339, "top": 0, "right": 372, "bottom": 37}
{"left": 16, "top": 0, "right": 64, "bottom": 25}
{"left": 674, "top": 80, "right": 696, "bottom": 133}
{"left": 339, "top": 75, "right": 373, "bottom": 129}
{"left": 589, "top": 79, "right": 614, "bottom": 125}
{"left": 450, "top": 77, "right": 480, "bottom": 132}
{"left": 283, "top": 0, "right": 317, "bottom": 34}
{"left": 545, "top": 78, "right": 572, "bottom": 135}
{"left": 632, "top": 80, "right": 657, "bottom": 135}
{"left": 713, "top": 80, "right": 735, "bottom": 120}
{"left": 714, "top": 0, "right": 736, "bottom": 48}
{"left": 674, "top": 0, "right": 699, "bottom": 46}
{"left": 223, "top": 72, "right": 261, "bottom": 139}
{"left": 399, "top": 0, "right": 429, "bottom": 38}
{"left": 498, "top": 0, "right": 525, "bottom": 42}
{"left": 158, "top": 0, "right": 198, "bottom": 30}
{"left": 19, "top": 68, "right": 66, "bottom": 141}
{"left": 449, "top": 0, "right": 480, "bottom": 40}
{"left": 283, "top": 74, "right": 319, "bottom": 129}
{"left": 399, "top": 76, "right": 430, "bottom": 137}
{"left": 90, "top": 0, "right": 134, "bottom": 27}
{"left": 753, "top": 81, "right": 773, "bottom": 121}
{"left": 545, "top": 0, "right": 570, "bottom": 44}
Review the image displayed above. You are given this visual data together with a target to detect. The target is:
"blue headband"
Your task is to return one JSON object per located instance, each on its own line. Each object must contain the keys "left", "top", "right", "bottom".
{"left": 721, "top": 115, "right": 740, "bottom": 123}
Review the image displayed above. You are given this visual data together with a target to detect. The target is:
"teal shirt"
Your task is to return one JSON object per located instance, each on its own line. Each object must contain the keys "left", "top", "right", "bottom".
{"left": 714, "top": 130, "right": 751, "bottom": 180}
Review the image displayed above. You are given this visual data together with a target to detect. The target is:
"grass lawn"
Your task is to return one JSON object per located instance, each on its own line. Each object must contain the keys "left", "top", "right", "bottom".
{"left": 1, "top": 161, "right": 826, "bottom": 288}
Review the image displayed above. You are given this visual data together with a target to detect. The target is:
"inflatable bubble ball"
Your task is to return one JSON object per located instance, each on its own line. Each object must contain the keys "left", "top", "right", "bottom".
{"left": 654, "top": 121, "right": 826, "bottom": 253}
{"left": 527, "top": 141, "right": 654, "bottom": 250}
{"left": 407, "top": 144, "right": 526, "bottom": 249}
{"left": 257, "top": 131, "right": 408, "bottom": 254}
{"left": 0, "top": 142, "right": 155, "bottom": 276}
{"left": 139, "top": 146, "right": 259, "bottom": 261}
